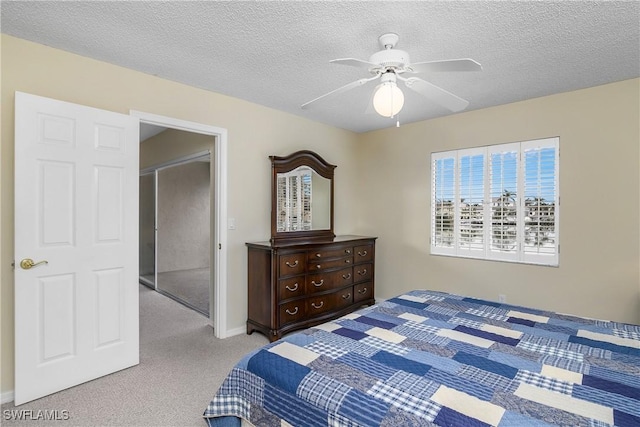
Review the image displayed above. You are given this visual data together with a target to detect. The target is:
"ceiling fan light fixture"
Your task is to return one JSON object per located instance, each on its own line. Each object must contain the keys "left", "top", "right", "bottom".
{"left": 301, "top": 33, "right": 481, "bottom": 120}
{"left": 373, "top": 81, "right": 404, "bottom": 118}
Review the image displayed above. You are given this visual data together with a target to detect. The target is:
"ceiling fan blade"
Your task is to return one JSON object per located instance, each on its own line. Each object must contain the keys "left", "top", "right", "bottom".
{"left": 403, "top": 77, "right": 469, "bottom": 112}
{"left": 330, "top": 58, "right": 379, "bottom": 70}
{"left": 408, "top": 58, "right": 482, "bottom": 73}
{"left": 364, "top": 84, "right": 379, "bottom": 115}
{"left": 301, "top": 75, "right": 379, "bottom": 109}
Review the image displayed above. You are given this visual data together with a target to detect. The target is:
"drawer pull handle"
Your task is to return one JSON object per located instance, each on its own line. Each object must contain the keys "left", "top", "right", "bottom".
{"left": 285, "top": 260, "right": 299, "bottom": 268}
{"left": 311, "top": 301, "right": 324, "bottom": 309}
{"left": 285, "top": 307, "right": 299, "bottom": 315}
{"left": 311, "top": 279, "right": 324, "bottom": 287}
{"left": 358, "top": 250, "right": 368, "bottom": 257}
{"left": 345, "top": 249, "right": 352, "bottom": 254}
{"left": 315, "top": 253, "right": 321, "bottom": 258}
{"left": 285, "top": 283, "right": 299, "bottom": 292}
{"left": 316, "top": 264, "right": 322, "bottom": 269}
{"left": 342, "top": 293, "right": 351, "bottom": 299}
{"left": 357, "top": 269, "right": 368, "bottom": 276}
{"left": 358, "top": 287, "right": 368, "bottom": 294}
{"left": 345, "top": 259, "right": 351, "bottom": 264}
{"left": 342, "top": 273, "right": 351, "bottom": 280}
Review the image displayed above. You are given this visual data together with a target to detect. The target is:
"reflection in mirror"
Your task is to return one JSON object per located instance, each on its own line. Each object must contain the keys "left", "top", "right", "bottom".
{"left": 270, "top": 150, "right": 335, "bottom": 245}
{"left": 276, "top": 166, "right": 331, "bottom": 232}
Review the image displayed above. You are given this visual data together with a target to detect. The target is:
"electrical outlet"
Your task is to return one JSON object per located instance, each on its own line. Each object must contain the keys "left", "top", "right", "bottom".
{"left": 498, "top": 294, "right": 507, "bottom": 303}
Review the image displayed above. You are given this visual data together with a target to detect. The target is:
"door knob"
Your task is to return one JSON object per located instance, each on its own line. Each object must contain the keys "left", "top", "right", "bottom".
{"left": 20, "top": 258, "right": 48, "bottom": 270}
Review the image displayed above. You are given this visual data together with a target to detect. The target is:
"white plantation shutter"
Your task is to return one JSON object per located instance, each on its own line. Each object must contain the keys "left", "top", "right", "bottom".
{"left": 431, "top": 153, "right": 456, "bottom": 254}
{"left": 290, "top": 175, "right": 300, "bottom": 229}
{"left": 301, "top": 173, "right": 312, "bottom": 230}
{"left": 488, "top": 143, "right": 519, "bottom": 262}
{"left": 276, "top": 175, "right": 287, "bottom": 232}
{"left": 522, "top": 138, "right": 559, "bottom": 265}
{"left": 430, "top": 137, "right": 559, "bottom": 266}
{"left": 457, "top": 148, "right": 485, "bottom": 257}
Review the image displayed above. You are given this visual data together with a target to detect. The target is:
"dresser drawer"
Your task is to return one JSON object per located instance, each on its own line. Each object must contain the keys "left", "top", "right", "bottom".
{"left": 354, "top": 263, "right": 373, "bottom": 282}
{"left": 278, "top": 252, "right": 305, "bottom": 277}
{"left": 308, "top": 256, "right": 353, "bottom": 271}
{"left": 354, "top": 282, "right": 373, "bottom": 303}
{"left": 307, "top": 267, "right": 353, "bottom": 294}
{"left": 307, "top": 288, "right": 354, "bottom": 316}
{"left": 306, "top": 294, "right": 332, "bottom": 316}
{"left": 335, "top": 287, "right": 353, "bottom": 309}
{"left": 278, "top": 276, "right": 304, "bottom": 300}
{"left": 354, "top": 244, "right": 373, "bottom": 263}
{"left": 308, "top": 246, "right": 353, "bottom": 260}
{"left": 279, "top": 300, "right": 305, "bottom": 325}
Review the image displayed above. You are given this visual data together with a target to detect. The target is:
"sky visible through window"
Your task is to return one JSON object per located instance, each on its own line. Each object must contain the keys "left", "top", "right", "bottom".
{"left": 434, "top": 148, "right": 556, "bottom": 203}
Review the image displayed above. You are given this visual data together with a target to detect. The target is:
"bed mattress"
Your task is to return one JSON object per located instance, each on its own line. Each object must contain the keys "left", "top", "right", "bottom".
{"left": 204, "top": 290, "right": 640, "bottom": 426}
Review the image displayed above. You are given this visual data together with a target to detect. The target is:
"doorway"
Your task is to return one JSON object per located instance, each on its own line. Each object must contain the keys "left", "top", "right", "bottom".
{"left": 132, "top": 110, "right": 229, "bottom": 337}
{"left": 139, "top": 147, "right": 211, "bottom": 316}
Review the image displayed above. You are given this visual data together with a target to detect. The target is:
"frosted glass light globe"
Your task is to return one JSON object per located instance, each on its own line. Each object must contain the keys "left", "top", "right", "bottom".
{"left": 373, "top": 82, "right": 404, "bottom": 117}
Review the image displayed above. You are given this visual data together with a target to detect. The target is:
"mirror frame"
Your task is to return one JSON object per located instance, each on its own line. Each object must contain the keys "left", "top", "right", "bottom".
{"left": 270, "top": 150, "right": 336, "bottom": 245}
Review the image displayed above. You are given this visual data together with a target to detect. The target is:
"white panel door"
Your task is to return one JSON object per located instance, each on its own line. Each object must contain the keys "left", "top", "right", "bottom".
{"left": 14, "top": 92, "right": 139, "bottom": 405}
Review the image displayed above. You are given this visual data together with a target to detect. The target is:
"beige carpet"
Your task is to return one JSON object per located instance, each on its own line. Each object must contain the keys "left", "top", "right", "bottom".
{"left": 1, "top": 285, "right": 268, "bottom": 427}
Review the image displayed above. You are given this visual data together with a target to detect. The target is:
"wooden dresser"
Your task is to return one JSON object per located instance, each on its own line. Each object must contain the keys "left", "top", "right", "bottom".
{"left": 247, "top": 235, "right": 376, "bottom": 341}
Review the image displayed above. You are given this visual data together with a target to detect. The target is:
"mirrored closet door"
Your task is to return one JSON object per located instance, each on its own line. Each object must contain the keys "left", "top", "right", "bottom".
{"left": 139, "top": 152, "right": 211, "bottom": 316}
{"left": 139, "top": 173, "right": 157, "bottom": 289}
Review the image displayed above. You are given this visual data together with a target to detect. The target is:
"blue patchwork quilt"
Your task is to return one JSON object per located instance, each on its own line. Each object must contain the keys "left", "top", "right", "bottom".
{"left": 204, "top": 290, "right": 640, "bottom": 427}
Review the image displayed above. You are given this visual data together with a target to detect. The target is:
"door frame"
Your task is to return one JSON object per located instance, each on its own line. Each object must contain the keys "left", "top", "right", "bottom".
{"left": 131, "top": 110, "right": 228, "bottom": 338}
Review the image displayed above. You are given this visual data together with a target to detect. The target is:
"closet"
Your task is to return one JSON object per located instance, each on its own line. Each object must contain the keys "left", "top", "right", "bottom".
{"left": 139, "top": 126, "right": 213, "bottom": 316}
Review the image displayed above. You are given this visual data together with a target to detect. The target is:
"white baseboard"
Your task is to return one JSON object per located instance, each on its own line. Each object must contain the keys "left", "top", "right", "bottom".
{"left": 1, "top": 390, "right": 14, "bottom": 405}
{"left": 224, "top": 326, "right": 246, "bottom": 338}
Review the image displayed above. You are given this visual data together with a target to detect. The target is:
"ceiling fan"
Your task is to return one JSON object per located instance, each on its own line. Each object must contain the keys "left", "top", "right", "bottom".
{"left": 301, "top": 33, "right": 482, "bottom": 118}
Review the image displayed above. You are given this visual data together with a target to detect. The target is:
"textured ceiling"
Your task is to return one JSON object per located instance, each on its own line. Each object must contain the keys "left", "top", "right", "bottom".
{"left": 2, "top": 1, "right": 639, "bottom": 133}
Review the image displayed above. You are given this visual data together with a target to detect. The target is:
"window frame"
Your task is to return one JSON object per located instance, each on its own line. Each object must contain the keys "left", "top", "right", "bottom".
{"left": 430, "top": 137, "right": 559, "bottom": 267}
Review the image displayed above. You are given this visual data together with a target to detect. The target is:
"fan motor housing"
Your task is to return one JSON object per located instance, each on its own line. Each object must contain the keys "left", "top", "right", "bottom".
{"left": 369, "top": 49, "right": 411, "bottom": 71}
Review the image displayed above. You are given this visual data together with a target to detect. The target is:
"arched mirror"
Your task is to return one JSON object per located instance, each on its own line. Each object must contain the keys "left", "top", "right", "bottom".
{"left": 270, "top": 150, "right": 335, "bottom": 245}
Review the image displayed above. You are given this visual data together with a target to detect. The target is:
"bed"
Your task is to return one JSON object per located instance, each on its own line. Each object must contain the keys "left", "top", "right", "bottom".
{"left": 204, "top": 290, "right": 640, "bottom": 427}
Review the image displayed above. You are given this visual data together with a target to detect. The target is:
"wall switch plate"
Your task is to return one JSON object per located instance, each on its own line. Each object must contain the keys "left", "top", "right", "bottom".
{"left": 498, "top": 294, "right": 507, "bottom": 303}
{"left": 228, "top": 218, "right": 236, "bottom": 230}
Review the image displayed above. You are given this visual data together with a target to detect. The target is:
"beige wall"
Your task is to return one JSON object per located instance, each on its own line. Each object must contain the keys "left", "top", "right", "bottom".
{"left": 356, "top": 78, "right": 640, "bottom": 326}
{"left": 1, "top": 34, "right": 639, "bottom": 397}
{"left": 0, "top": 35, "right": 360, "bottom": 394}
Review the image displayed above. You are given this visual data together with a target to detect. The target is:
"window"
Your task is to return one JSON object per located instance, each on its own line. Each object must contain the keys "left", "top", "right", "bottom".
{"left": 276, "top": 167, "right": 312, "bottom": 232}
{"left": 431, "top": 137, "right": 559, "bottom": 266}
